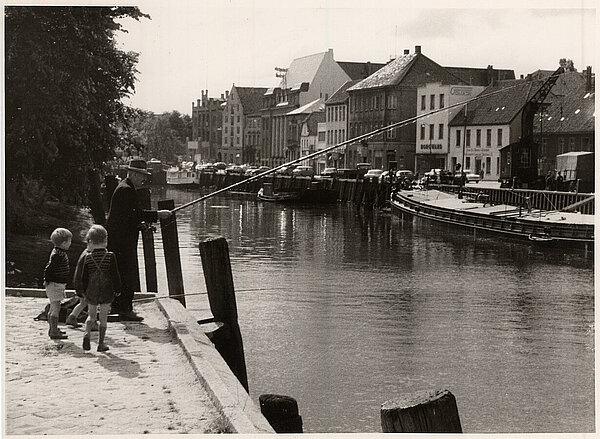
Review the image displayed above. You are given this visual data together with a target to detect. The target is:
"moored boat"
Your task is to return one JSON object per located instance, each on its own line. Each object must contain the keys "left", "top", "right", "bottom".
{"left": 390, "top": 189, "right": 594, "bottom": 246}
{"left": 257, "top": 181, "right": 338, "bottom": 204}
{"left": 166, "top": 163, "right": 198, "bottom": 187}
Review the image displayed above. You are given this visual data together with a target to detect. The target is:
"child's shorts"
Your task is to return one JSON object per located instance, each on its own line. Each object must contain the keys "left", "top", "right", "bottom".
{"left": 45, "top": 281, "right": 66, "bottom": 302}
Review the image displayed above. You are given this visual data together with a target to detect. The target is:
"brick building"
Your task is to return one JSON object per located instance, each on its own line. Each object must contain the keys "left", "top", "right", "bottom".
{"left": 190, "top": 90, "right": 225, "bottom": 163}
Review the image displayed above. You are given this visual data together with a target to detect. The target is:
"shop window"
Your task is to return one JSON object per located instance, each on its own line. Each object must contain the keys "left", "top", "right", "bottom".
{"left": 420, "top": 125, "right": 426, "bottom": 140}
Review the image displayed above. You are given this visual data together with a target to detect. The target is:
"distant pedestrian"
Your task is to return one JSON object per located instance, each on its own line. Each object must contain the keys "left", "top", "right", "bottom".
{"left": 73, "top": 225, "right": 121, "bottom": 352}
{"left": 43, "top": 228, "right": 73, "bottom": 340}
{"left": 106, "top": 159, "right": 171, "bottom": 321}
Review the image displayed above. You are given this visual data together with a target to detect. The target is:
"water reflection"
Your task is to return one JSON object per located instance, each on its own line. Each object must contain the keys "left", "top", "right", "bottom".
{"left": 148, "top": 187, "right": 594, "bottom": 433}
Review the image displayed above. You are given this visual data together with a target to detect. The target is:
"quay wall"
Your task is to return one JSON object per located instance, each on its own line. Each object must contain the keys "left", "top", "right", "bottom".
{"left": 193, "top": 172, "right": 594, "bottom": 214}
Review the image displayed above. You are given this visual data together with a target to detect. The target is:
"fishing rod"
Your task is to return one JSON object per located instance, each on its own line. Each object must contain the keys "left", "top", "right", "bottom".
{"left": 170, "top": 74, "right": 563, "bottom": 214}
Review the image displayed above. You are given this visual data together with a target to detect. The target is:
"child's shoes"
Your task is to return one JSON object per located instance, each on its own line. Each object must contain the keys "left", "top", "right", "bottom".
{"left": 83, "top": 334, "right": 91, "bottom": 351}
{"left": 97, "top": 344, "right": 109, "bottom": 352}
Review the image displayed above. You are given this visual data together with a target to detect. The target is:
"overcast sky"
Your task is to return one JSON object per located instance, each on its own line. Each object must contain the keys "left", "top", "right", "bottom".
{"left": 112, "top": 0, "right": 596, "bottom": 115}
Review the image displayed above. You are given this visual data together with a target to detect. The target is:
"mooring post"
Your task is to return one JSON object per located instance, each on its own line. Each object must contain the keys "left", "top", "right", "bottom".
{"left": 259, "top": 394, "right": 303, "bottom": 433}
{"left": 198, "top": 237, "right": 249, "bottom": 392}
{"left": 158, "top": 199, "right": 185, "bottom": 306}
{"left": 138, "top": 187, "right": 157, "bottom": 293}
{"left": 380, "top": 389, "right": 462, "bottom": 433}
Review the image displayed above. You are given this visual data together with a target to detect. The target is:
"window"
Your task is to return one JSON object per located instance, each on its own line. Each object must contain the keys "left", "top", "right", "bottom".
{"left": 486, "top": 157, "right": 491, "bottom": 174}
{"left": 558, "top": 137, "right": 565, "bottom": 154}
{"left": 438, "top": 124, "right": 444, "bottom": 139}
{"left": 466, "top": 129, "right": 471, "bottom": 146}
{"left": 439, "top": 94, "right": 445, "bottom": 109}
{"left": 497, "top": 129, "right": 503, "bottom": 146}
{"left": 430, "top": 94, "right": 435, "bottom": 110}
{"left": 486, "top": 129, "right": 491, "bottom": 147}
{"left": 387, "top": 95, "right": 397, "bottom": 109}
{"left": 388, "top": 122, "right": 396, "bottom": 139}
{"left": 421, "top": 95, "right": 426, "bottom": 110}
{"left": 236, "top": 126, "right": 240, "bottom": 134}
{"left": 225, "top": 126, "right": 228, "bottom": 134}
{"left": 456, "top": 129, "right": 461, "bottom": 146}
{"left": 237, "top": 115, "right": 240, "bottom": 123}
{"left": 375, "top": 96, "right": 379, "bottom": 109}
{"left": 569, "top": 137, "right": 575, "bottom": 151}
{"left": 225, "top": 115, "right": 228, "bottom": 123}
{"left": 476, "top": 129, "right": 481, "bottom": 146}
{"left": 520, "top": 149, "right": 530, "bottom": 167}
{"left": 466, "top": 157, "right": 471, "bottom": 169}
{"left": 429, "top": 124, "right": 434, "bottom": 140}
{"left": 420, "top": 125, "right": 426, "bottom": 140}
{"left": 497, "top": 157, "right": 500, "bottom": 173}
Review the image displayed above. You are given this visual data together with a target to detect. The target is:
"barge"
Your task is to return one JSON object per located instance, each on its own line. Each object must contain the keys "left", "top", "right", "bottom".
{"left": 390, "top": 189, "right": 594, "bottom": 246}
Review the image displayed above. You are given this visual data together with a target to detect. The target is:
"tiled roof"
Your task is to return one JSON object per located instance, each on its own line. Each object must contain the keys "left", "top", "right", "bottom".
{"left": 325, "top": 80, "right": 361, "bottom": 105}
{"left": 443, "top": 66, "right": 515, "bottom": 86}
{"left": 448, "top": 77, "right": 545, "bottom": 126}
{"left": 235, "top": 86, "right": 268, "bottom": 114}
{"left": 287, "top": 98, "right": 325, "bottom": 115}
{"left": 534, "top": 71, "right": 595, "bottom": 133}
{"left": 282, "top": 51, "right": 327, "bottom": 89}
{"left": 337, "top": 61, "right": 387, "bottom": 80}
{"left": 347, "top": 53, "right": 418, "bottom": 90}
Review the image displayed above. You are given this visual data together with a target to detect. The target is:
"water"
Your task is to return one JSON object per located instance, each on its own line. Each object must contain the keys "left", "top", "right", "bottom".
{"left": 146, "top": 186, "right": 594, "bottom": 433}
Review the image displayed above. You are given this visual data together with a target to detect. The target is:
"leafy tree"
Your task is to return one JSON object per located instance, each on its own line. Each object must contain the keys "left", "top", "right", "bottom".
{"left": 5, "top": 6, "right": 149, "bottom": 219}
{"left": 130, "top": 111, "right": 192, "bottom": 164}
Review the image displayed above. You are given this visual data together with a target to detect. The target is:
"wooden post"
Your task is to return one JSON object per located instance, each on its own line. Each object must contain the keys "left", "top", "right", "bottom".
{"left": 158, "top": 199, "right": 185, "bottom": 307}
{"left": 381, "top": 389, "right": 462, "bottom": 433}
{"left": 259, "top": 394, "right": 303, "bottom": 433}
{"left": 198, "top": 237, "right": 249, "bottom": 392}
{"left": 138, "top": 188, "right": 158, "bottom": 293}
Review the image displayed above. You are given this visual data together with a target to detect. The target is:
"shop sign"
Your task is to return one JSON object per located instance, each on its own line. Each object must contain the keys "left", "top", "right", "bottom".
{"left": 450, "top": 87, "right": 473, "bottom": 96}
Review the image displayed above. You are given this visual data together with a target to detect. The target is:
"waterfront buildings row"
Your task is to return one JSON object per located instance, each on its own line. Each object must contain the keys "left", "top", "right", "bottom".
{"left": 189, "top": 46, "right": 594, "bottom": 180}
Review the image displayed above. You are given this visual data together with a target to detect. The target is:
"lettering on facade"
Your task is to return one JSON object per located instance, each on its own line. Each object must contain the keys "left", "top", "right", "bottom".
{"left": 421, "top": 144, "right": 443, "bottom": 151}
{"left": 450, "top": 87, "right": 473, "bottom": 96}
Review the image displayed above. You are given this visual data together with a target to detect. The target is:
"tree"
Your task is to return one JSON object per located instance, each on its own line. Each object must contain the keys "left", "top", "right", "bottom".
{"left": 5, "top": 6, "right": 149, "bottom": 209}
{"left": 130, "top": 111, "right": 192, "bottom": 164}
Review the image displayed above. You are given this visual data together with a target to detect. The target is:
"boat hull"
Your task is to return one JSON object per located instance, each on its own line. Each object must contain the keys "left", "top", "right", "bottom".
{"left": 390, "top": 190, "right": 594, "bottom": 246}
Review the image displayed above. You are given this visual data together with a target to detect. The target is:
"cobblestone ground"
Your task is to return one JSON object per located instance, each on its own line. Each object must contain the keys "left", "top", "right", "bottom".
{"left": 4, "top": 297, "right": 224, "bottom": 435}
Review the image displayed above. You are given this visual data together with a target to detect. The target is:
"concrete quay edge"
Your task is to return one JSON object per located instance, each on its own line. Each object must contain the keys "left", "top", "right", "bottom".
{"left": 156, "top": 298, "right": 275, "bottom": 434}
{"left": 5, "top": 288, "right": 275, "bottom": 434}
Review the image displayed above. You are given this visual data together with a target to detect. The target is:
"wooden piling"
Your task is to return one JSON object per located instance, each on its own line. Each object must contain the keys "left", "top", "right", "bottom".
{"left": 137, "top": 188, "right": 158, "bottom": 293}
{"left": 380, "top": 389, "right": 462, "bottom": 433}
{"left": 198, "top": 237, "right": 249, "bottom": 392}
{"left": 259, "top": 394, "right": 303, "bottom": 433}
{"left": 158, "top": 199, "right": 185, "bottom": 307}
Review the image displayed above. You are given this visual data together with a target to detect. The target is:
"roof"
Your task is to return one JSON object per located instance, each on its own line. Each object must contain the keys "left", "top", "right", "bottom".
{"left": 287, "top": 98, "right": 325, "bottom": 115}
{"left": 348, "top": 53, "right": 418, "bottom": 90}
{"left": 337, "top": 61, "right": 387, "bottom": 80}
{"left": 281, "top": 51, "right": 327, "bottom": 89}
{"left": 443, "top": 66, "right": 515, "bottom": 86}
{"left": 235, "top": 86, "right": 268, "bottom": 114}
{"left": 301, "top": 111, "right": 326, "bottom": 136}
{"left": 325, "top": 80, "right": 361, "bottom": 105}
{"left": 448, "top": 77, "right": 546, "bottom": 126}
{"left": 533, "top": 70, "right": 595, "bottom": 134}
{"left": 556, "top": 151, "right": 594, "bottom": 157}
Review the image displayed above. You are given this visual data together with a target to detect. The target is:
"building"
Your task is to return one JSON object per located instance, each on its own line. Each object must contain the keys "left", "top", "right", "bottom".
{"left": 346, "top": 46, "right": 475, "bottom": 171}
{"left": 316, "top": 121, "right": 327, "bottom": 172}
{"left": 299, "top": 110, "right": 325, "bottom": 170}
{"left": 190, "top": 90, "right": 226, "bottom": 163}
{"left": 221, "top": 85, "right": 268, "bottom": 164}
{"left": 287, "top": 98, "right": 325, "bottom": 166}
{"left": 324, "top": 80, "right": 361, "bottom": 168}
{"left": 261, "top": 49, "right": 386, "bottom": 167}
{"left": 533, "top": 67, "right": 595, "bottom": 175}
{"left": 448, "top": 75, "right": 549, "bottom": 181}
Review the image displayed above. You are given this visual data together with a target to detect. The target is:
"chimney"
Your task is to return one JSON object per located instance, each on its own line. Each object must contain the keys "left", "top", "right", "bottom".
{"left": 404, "top": 49, "right": 409, "bottom": 55}
{"left": 520, "top": 74, "right": 524, "bottom": 79}
{"left": 221, "top": 93, "right": 224, "bottom": 99}
{"left": 414, "top": 45, "right": 421, "bottom": 54}
{"left": 225, "top": 90, "right": 229, "bottom": 99}
{"left": 366, "top": 61, "right": 371, "bottom": 75}
{"left": 586, "top": 66, "right": 592, "bottom": 92}
{"left": 486, "top": 65, "right": 495, "bottom": 86}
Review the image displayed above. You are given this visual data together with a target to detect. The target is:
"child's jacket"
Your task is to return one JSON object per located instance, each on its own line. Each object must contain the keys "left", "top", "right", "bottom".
{"left": 73, "top": 249, "right": 121, "bottom": 305}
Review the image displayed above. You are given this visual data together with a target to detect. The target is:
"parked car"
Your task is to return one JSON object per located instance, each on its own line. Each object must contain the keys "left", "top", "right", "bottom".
{"left": 253, "top": 166, "right": 272, "bottom": 175}
{"left": 356, "top": 163, "right": 372, "bottom": 179}
{"left": 455, "top": 169, "right": 481, "bottom": 183}
{"left": 379, "top": 170, "right": 392, "bottom": 183}
{"left": 292, "top": 166, "right": 315, "bottom": 177}
{"left": 363, "top": 169, "right": 384, "bottom": 182}
{"left": 226, "top": 165, "right": 245, "bottom": 175}
{"left": 320, "top": 168, "right": 339, "bottom": 178}
{"left": 275, "top": 164, "right": 298, "bottom": 175}
{"left": 214, "top": 162, "right": 227, "bottom": 170}
{"left": 395, "top": 170, "right": 414, "bottom": 180}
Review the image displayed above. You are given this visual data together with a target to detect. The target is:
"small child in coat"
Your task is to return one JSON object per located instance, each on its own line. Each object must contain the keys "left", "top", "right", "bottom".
{"left": 73, "top": 225, "right": 121, "bottom": 352}
{"left": 44, "top": 228, "right": 73, "bottom": 340}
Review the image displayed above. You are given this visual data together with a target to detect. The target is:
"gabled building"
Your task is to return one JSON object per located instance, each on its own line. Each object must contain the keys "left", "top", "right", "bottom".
{"left": 448, "top": 75, "right": 548, "bottom": 180}
{"left": 533, "top": 67, "right": 595, "bottom": 175}
{"left": 324, "top": 80, "right": 360, "bottom": 168}
{"left": 190, "top": 90, "right": 226, "bottom": 163}
{"left": 261, "top": 49, "right": 386, "bottom": 166}
{"left": 346, "top": 46, "right": 473, "bottom": 171}
{"left": 221, "top": 85, "right": 268, "bottom": 164}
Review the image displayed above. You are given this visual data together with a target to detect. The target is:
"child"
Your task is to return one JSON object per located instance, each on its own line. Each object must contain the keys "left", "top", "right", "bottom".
{"left": 73, "top": 225, "right": 121, "bottom": 352}
{"left": 44, "top": 228, "right": 73, "bottom": 340}
{"left": 65, "top": 241, "right": 98, "bottom": 331}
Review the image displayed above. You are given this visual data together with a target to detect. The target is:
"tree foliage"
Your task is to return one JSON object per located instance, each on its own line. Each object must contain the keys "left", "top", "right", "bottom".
{"left": 130, "top": 111, "right": 192, "bottom": 164}
{"left": 5, "top": 6, "right": 149, "bottom": 205}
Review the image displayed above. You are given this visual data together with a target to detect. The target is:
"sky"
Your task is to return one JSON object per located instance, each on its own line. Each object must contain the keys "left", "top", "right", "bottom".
{"left": 108, "top": 0, "right": 594, "bottom": 115}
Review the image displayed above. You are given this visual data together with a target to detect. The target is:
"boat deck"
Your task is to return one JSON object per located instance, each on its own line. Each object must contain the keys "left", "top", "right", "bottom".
{"left": 402, "top": 190, "right": 594, "bottom": 226}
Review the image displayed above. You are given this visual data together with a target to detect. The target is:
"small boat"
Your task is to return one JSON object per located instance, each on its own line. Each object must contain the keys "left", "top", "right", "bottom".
{"left": 257, "top": 182, "right": 338, "bottom": 204}
{"left": 166, "top": 163, "right": 198, "bottom": 187}
{"left": 390, "top": 189, "right": 594, "bottom": 246}
{"left": 257, "top": 185, "right": 301, "bottom": 202}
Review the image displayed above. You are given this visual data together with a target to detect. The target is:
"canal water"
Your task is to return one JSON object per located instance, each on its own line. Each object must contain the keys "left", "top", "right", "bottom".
{"left": 147, "top": 186, "right": 594, "bottom": 434}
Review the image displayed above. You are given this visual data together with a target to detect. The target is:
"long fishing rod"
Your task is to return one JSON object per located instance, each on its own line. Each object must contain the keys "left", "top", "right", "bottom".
{"left": 171, "top": 73, "right": 563, "bottom": 214}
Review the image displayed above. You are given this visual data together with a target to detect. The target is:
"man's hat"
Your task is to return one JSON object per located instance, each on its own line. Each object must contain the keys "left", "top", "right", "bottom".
{"left": 127, "top": 159, "right": 150, "bottom": 175}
